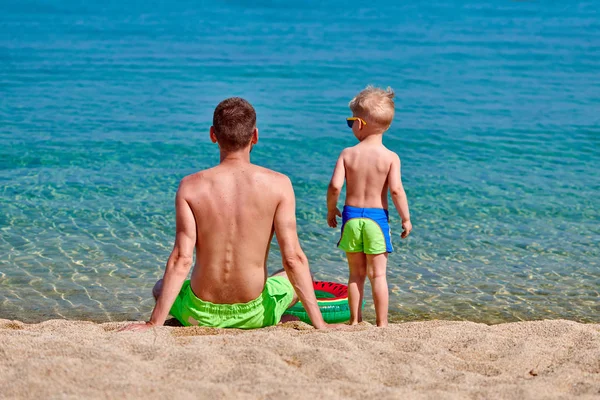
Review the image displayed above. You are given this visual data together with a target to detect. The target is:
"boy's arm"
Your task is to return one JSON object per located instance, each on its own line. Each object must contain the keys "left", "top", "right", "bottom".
{"left": 388, "top": 154, "right": 412, "bottom": 238}
{"left": 327, "top": 152, "right": 345, "bottom": 228}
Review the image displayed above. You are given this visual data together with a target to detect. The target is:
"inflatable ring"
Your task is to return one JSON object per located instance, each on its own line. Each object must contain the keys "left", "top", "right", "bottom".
{"left": 283, "top": 281, "right": 363, "bottom": 324}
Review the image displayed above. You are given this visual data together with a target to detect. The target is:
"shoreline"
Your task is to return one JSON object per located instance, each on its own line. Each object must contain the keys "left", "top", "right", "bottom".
{"left": 2, "top": 310, "right": 598, "bottom": 326}
{"left": 2, "top": 318, "right": 599, "bottom": 399}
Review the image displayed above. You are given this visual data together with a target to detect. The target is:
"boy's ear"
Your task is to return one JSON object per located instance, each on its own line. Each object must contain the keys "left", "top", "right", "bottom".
{"left": 209, "top": 126, "right": 218, "bottom": 143}
{"left": 251, "top": 127, "right": 258, "bottom": 144}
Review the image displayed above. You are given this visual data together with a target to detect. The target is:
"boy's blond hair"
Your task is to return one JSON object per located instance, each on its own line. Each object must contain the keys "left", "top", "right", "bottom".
{"left": 349, "top": 85, "right": 395, "bottom": 129}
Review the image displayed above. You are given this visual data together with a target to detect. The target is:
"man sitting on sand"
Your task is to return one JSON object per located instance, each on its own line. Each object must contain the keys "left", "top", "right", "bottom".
{"left": 123, "top": 97, "right": 337, "bottom": 331}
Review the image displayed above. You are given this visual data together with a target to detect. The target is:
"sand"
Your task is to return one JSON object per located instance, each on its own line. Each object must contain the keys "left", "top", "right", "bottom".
{"left": 0, "top": 319, "right": 599, "bottom": 399}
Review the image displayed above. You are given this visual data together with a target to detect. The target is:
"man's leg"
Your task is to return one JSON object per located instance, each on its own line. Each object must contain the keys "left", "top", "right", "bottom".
{"left": 152, "top": 279, "right": 163, "bottom": 300}
{"left": 270, "top": 268, "right": 301, "bottom": 323}
{"left": 271, "top": 268, "right": 299, "bottom": 308}
{"left": 366, "top": 253, "right": 389, "bottom": 327}
{"left": 346, "top": 252, "right": 367, "bottom": 325}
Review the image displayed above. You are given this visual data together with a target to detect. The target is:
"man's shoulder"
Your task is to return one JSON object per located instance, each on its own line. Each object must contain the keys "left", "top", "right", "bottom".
{"left": 251, "top": 164, "right": 291, "bottom": 182}
{"left": 241, "top": 166, "right": 292, "bottom": 208}
{"left": 250, "top": 166, "right": 295, "bottom": 202}
{"left": 180, "top": 170, "right": 206, "bottom": 184}
{"left": 177, "top": 169, "right": 214, "bottom": 193}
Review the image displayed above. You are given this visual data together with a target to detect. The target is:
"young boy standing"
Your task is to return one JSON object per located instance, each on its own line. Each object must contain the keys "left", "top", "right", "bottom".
{"left": 327, "top": 86, "right": 412, "bottom": 327}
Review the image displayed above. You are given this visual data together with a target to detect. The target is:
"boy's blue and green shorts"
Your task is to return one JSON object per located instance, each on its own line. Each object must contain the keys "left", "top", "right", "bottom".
{"left": 337, "top": 205, "right": 393, "bottom": 254}
{"left": 169, "top": 277, "right": 295, "bottom": 329}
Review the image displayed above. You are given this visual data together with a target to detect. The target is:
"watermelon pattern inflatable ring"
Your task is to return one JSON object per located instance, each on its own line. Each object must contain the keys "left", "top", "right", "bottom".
{"left": 282, "top": 281, "right": 364, "bottom": 324}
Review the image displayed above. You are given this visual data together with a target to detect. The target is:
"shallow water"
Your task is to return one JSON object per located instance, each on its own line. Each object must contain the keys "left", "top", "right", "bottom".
{"left": 1, "top": 0, "right": 598, "bottom": 323}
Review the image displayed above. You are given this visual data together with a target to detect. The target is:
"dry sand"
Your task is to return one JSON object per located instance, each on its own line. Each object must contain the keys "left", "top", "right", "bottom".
{"left": 0, "top": 319, "right": 599, "bottom": 399}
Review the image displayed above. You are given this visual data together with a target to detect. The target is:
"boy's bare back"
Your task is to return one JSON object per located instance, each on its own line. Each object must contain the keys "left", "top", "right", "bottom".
{"left": 340, "top": 140, "right": 399, "bottom": 209}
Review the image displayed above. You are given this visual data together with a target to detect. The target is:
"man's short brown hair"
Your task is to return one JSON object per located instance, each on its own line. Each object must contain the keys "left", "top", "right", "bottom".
{"left": 212, "top": 97, "right": 256, "bottom": 151}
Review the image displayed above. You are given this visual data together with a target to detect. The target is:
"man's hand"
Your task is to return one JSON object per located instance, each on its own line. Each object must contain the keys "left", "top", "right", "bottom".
{"left": 327, "top": 208, "right": 342, "bottom": 228}
{"left": 401, "top": 220, "right": 412, "bottom": 239}
{"left": 311, "top": 318, "right": 347, "bottom": 330}
{"left": 118, "top": 321, "right": 156, "bottom": 332}
{"left": 315, "top": 322, "right": 347, "bottom": 330}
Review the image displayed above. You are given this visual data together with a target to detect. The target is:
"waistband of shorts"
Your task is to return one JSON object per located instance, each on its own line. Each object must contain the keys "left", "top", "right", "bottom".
{"left": 342, "top": 205, "right": 389, "bottom": 218}
{"left": 186, "top": 285, "right": 263, "bottom": 315}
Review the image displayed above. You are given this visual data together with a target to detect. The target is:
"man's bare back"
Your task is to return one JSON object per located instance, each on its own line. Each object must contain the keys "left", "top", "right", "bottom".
{"left": 181, "top": 160, "right": 288, "bottom": 304}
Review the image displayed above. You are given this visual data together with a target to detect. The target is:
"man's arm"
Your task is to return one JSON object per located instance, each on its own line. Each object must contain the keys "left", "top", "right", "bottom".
{"left": 121, "top": 181, "right": 196, "bottom": 331}
{"left": 327, "top": 152, "right": 345, "bottom": 228}
{"left": 388, "top": 154, "right": 412, "bottom": 238}
{"left": 274, "top": 177, "right": 328, "bottom": 329}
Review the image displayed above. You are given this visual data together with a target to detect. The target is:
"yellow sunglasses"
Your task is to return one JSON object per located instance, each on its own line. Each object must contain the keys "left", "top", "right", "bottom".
{"left": 346, "top": 117, "right": 367, "bottom": 128}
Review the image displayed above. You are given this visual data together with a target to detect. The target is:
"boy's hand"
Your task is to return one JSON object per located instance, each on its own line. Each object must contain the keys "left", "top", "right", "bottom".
{"left": 327, "top": 208, "right": 342, "bottom": 228}
{"left": 401, "top": 220, "right": 412, "bottom": 238}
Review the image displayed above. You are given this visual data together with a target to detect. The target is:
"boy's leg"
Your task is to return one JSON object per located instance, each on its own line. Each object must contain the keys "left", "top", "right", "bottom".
{"left": 366, "top": 253, "right": 389, "bottom": 327}
{"left": 346, "top": 252, "right": 367, "bottom": 325}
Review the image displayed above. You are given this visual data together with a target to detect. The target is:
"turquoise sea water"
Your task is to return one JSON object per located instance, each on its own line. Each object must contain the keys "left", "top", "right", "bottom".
{"left": 1, "top": 1, "right": 598, "bottom": 324}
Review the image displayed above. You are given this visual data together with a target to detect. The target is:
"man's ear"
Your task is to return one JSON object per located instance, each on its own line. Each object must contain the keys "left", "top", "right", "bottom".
{"left": 210, "top": 126, "right": 218, "bottom": 143}
{"left": 251, "top": 127, "right": 258, "bottom": 145}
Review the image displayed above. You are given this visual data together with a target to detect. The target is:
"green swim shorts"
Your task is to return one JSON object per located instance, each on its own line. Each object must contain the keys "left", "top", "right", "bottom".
{"left": 338, "top": 206, "right": 393, "bottom": 254}
{"left": 169, "top": 277, "right": 295, "bottom": 329}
